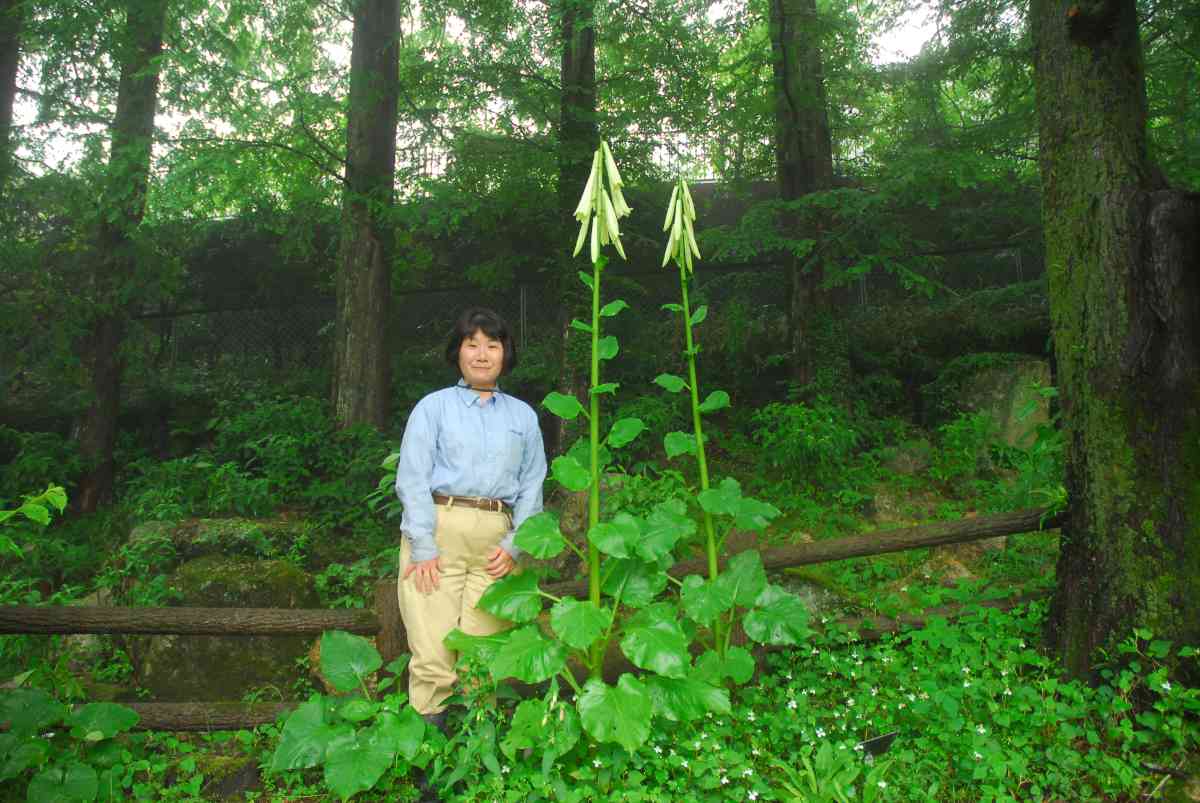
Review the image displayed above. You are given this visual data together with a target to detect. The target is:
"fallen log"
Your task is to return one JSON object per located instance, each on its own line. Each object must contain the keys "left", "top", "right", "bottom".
{"left": 126, "top": 702, "right": 293, "bottom": 732}
{"left": 0, "top": 606, "right": 378, "bottom": 636}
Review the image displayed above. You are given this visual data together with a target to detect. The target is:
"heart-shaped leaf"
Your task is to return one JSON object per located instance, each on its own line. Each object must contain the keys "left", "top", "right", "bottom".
{"left": 271, "top": 696, "right": 347, "bottom": 772}
{"left": 697, "top": 390, "right": 730, "bottom": 414}
{"left": 638, "top": 499, "right": 694, "bottom": 561}
{"left": 694, "top": 647, "right": 755, "bottom": 685}
{"left": 645, "top": 675, "right": 731, "bottom": 722}
{"left": 543, "top": 392, "right": 586, "bottom": 421}
{"left": 477, "top": 571, "right": 543, "bottom": 623}
{"left": 606, "top": 418, "right": 646, "bottom": 449}
{"left": 67, "top": 703, "right": 138, "bottom": 742}
{"left": 577, "top": 675, "right": 652, "bottom": 753}
{"left": 588, "top": 513, "right": 641, "bottom": 558}
{"left": 551, "top": 454, "right": 590, "bottom": 492}
{"left": 597, "top": 336, "right": 619, "bottom": 361}
{"left": 324, "top": 728, "right": 395, "bottom": 801}
{"left": 28, "top": 761, "right": 97, "bottom": 803}
{"left": 602, "top": 559, "right": 669, "bottom": 608}
{"left": 443, "top": 628, "right": 511, "bottom": 663}
{"left": 744, "top": 585, "right": 812, "bottom": 646}
{"left": 697, "top": 476, "right": 742, "bottom": 516}
{"left": 664, "top": 431, "right": 697, "bottom": 459}
{"left": 653, "top": 373, "right": 687, "bottom": 393}
{"left": 514, "top": 512, "right": 567, "bottom": 558}
{"left": 369, "top": 707, "right": 424, "bottom": 762}
{"left": 620, "top": 604, "right": 689, "bottom": 678}
{"left": 321, "top": 631, "right": 382, "bottom": 693}
{"left": 719, "top": 550, "right": 768, "bottom": 608}
{"left": 680, "top": 574, "right": 735, "bottom": 625}
{"left": 550, "top": 598, "right": 611, "bottom": 651}
{"left": 491, "top": 625, "right": 567, "bottom": 684}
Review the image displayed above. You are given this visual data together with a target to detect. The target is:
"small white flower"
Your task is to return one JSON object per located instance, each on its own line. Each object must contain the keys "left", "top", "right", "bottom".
{"left": 1019, "top": 640, "right": 1026, "bottom": 648}
{"left": 907, "top": 693, "right": 916, "bottom": 702}
{"left": 878, "top": 780, "right": 888, "bottom": 789}
{"left": 962, "top": 667, "right": 970, "bottom": 674}
{"left": 501, "top": 765, "right": 510, "bottom": 774}
{"left": 974, "top": 751, "right": 983, "bottom": 761}
{"left": 694, "top": 741, "right": 702, "bottom": 750}
{"left": 870, "top": 687, "right": 878, "bottom": 696}
{"left": 701, "top": 732, "right": 708, "bottom": 739}
{"left": 1004, "top": 688, "right": 1013, "bottom": 696}
{"left": 976, "top": 724, "right": 986, "bottom": 735}
{"left": 593, "top": 758, "right": 602, "bottom": 768}
{"left": 811, "top": 648, "right": 820, "bottom": 655}
{"left": 752, "top": 747, "right": 761, "bottom": 756}
{"left": 1162, "top": 681, "right": 1173, "bottom": 692}
{"left": 815, "top": 728, "right": 826, "bottom": 738}
{"left": 898, "top": 702, "right": 906, "bottom": 709}
{"left": 747, "top": 712, "right": 756, "bottom": 722}
{"left": 654, "top": 745, "right": 663, "bottom": 754}
{"left": 681, "top": 759, "right": 689, "bottom": 769}
{"left": 854, "top": 743, "right": 864, "bottom": 752}
{"left": 963, "top": 680, "right": 971, "bottom": 688}
{"left": 721, "top": 776, "right": 729, "bottom": 785}
{"left": 788, "top": 699, "right": 798, "bottom": 710}
{"left": 846, "top": 698, "right": 855, "bottom": 707}
{"left": 743, "top": 768, "right": 753, "bottom": 777}
{"left": 748, "top": 792, "right": 759, "bottom": 801}
{"left": 1001, "top": 669, "right": 1009, "bottom": 677}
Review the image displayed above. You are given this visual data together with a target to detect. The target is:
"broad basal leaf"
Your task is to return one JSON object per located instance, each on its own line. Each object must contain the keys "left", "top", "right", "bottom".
{"left": 620, "top": 604, "right": 689, "bottom": 678}
{"left": 550, "top": 598, "right": 611, "bottom": 651}
{"left": 271, "top": 696, "right": 347, "bottom": 772}
{"left": 638, "top": 499, "right": 695, "bottom": 562}
{"left": 443, "top": 628, "right": 511, "bottom": 663}
{"left": 718, "top": 550, "right": 768, "bottom": 608}
{"left": 645, "top": 675, "right": 731, "bottom": 722}
{"left": 664, "top": 431, "right": 697, "bottom": 459}
{"left": 551, "top": 454, "right": 590, "bottom": 492}
{"left": 734, "top": 495, "right": 781, "bottom": 532}
{"left": 368, "top": 707, "right": 424, "bottom": 762}
{"left": 697, "top": 476, "right": 742, "bottom": 516}
{"left": 743, "top": 585, "right": 812, "bottom": 646}
{"left": 477, "top": 571, "right": 543, "bottom": 623}
{"left": 514, "top": 512, "right": 567, "bottom": 559}
{"left": 680, "top": 574, "right": 735, "bottom": 625}
{"left": 694, "top": 647, "right": 755, "bottom": 686}
{"left": 27, "top": 761, "right": 97, "bottom": 803}
{"left": 323, "top": 728, "right": 394, "bottom": 801}
{"left": 589, "top": 513, "right": 641, "bottom": 558}
{"left": 321, "top": 631, "right": 382, "bottom": 693}
{"left": 577, "top": 675, "right": 652, "bottom": 753}
{"left": 602, "top": 558, "right": 669, "bottom": 608}
{"left": 66, "top": 703, "right": 139, "bottom": 741}
{"left": 490, "top": 625, "right": 566, "bottom": 684}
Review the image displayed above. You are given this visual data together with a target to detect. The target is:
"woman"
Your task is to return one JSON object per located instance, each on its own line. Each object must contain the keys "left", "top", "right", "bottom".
{"left": 394, "top": 307, "right": 547, "bottom": 727}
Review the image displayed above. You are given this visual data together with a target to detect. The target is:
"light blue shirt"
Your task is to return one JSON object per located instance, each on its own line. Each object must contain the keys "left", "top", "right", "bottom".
{"left": 395, "top": 382, "right": 547, "bottom": 562}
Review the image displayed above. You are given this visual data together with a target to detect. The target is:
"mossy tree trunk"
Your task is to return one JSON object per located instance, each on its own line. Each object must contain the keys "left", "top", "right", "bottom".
{"left": 74, "top": 0, "right": 167, "bottom": 512}
{"left": 550, "top": 0, "right": 597, "bottom": 456}
{"left": 768, "top": 0, "right": 833, "bottom": 389}
{"left": 331, "top": 0, "right": 399, "bottom": 431}
{"left": 1033, "top": 0, "right": 1200, "bottom": 678}
{"left": 0, "top": 0, "right": 22, "bottom": 189}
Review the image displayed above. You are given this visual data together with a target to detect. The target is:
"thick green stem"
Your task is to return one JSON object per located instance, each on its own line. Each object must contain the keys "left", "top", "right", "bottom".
{"left": 677, "top": 258, "right": 724, "bottom": 655}
{"left": 587, "top": 257, "right": 603, "bottom": 677}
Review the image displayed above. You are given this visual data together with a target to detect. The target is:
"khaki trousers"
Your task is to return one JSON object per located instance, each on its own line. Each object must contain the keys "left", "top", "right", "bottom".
{"left": 397, "top": 504, "right": 511, "bottom": 714}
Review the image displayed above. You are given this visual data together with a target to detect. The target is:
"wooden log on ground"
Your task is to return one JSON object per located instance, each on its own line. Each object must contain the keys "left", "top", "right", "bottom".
{"left": 0, "top": 606, "right": 378, "bottom": 636}
{"left": 540, "top": 507, "right": 1063, "bottom": 601}
{"left": 127, "top": 702, "right": 293, "bottom": 732}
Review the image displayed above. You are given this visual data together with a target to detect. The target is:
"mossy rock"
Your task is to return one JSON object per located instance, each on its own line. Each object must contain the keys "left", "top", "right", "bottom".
{"left": 125, "top": 517, "right": 318, "bottom": 568}
{"left": 198, "top": 754, "right": 262, "bottom": 800}
{"left": 136, "top": 556, "right": 318, "bottom": 702}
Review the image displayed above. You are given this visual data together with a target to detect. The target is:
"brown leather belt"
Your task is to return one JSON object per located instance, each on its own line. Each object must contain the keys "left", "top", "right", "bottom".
{"left": 432, "top": 494, "right": 512, "bottom": 515}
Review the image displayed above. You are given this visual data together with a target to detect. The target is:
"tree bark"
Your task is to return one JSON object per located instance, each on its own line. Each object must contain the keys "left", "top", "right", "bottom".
{"left": 1033, "top": 0, "right": 1200, "bottom": 678}
{"left": 74, "top": 0, "right": 167, "bottom": 512}
{"left": 331, "top": 0, "right": 399, "bottom": 430}
{"left": 0, "top": 0, "right": 22, "bottom": 188}
{"left": 550, "top": 0, "right": 598, "bottom": 456}
{"left": 768, "top": 0, "right": 833, "bottom": 389}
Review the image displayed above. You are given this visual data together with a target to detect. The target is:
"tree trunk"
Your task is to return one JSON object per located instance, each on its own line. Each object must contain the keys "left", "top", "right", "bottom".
{"left": 0, "top": 0, "right": 22, "bottom": 187}
{"left": 551, "top": 0, "right": 597, "bottom": 456}
{"left": 331, "top": 0, "right": 399, "bottom": 431}
{"left": 1033, "top": 0, "right": 1200, "bottom": 679}
{"left": 768, "top": 0, "right": 833, "bottom": 389}
{"left": 74, "top": 0, "right": 167, "bottom": 512}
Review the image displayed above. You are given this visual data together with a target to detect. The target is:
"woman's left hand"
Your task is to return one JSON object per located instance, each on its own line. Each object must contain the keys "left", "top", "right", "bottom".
{"left": 485, "top": 546, "right": 515, "bottom": 578}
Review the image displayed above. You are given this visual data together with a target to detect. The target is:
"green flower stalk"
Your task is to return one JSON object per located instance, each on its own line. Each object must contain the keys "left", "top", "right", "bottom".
{"left": 661, "top": 177, "right": 724, "bottom": 652}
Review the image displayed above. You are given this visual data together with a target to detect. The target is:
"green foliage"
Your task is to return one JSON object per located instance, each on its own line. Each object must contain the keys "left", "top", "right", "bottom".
{"left": 269, "top": 633, "right": 422, "bottom": 801}
{"left": 929, "top": 410, "right": 1001, "bottom": 489}
{"left": 0, "top": 428, "right": 82, "bottom": 508}
{"left": 751, "top": 399, "right": 862, "bottom": 489}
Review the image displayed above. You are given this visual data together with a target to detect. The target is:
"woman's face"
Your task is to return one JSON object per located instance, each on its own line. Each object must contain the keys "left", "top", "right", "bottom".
{"left": 458, "top": 329, "right": 504, "bottom": 387}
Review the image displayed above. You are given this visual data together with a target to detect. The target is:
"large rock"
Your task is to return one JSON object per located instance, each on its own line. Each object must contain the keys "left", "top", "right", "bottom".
{"left": 958, "top": 358, "right": 1051, "bottom": 449}
{"left": 137, "top": 555, "right": 319, "bottom": 702}
{"left": 126, "top": 518, "right": 314, "bottom": 567}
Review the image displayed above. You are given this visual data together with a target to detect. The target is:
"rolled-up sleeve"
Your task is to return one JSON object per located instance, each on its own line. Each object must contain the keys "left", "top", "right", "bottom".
{"left": 499, "top": 414, "right": 547, "bottom": 559}
{"left": 395, "top": 398, "right": 440, "bottom": 562}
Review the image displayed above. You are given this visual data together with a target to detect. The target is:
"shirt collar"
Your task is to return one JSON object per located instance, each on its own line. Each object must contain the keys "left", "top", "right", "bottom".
{"left": 455, "top": 379, "right": 501, "bottom": 407}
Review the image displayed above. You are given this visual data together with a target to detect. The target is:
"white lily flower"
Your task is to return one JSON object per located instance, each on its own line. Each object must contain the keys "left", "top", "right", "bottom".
{"left": 571, "top": 140, "right": 631, "bottom": 261}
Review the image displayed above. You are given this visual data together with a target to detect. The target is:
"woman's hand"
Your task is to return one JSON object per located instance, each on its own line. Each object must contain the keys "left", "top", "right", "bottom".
{"left": 485, "top": 546, "right": 515, "bottom": 579}
{"left": 403, "top": 556, "right": 443, "bottom": 594}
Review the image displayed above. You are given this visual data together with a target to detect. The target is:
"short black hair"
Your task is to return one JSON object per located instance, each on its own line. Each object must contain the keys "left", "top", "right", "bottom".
{"left": 444, "top": 307, "right": 518, "bottom": 375}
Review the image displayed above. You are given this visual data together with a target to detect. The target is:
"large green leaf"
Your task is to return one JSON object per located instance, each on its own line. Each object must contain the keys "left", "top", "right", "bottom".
{"left": 1, "top": 739, "right": 48, "bottom": 782}
{"left": 697, "top": 390, "right": 731, "bottom": 414}
{"left": 602, "top": 559, "right": 669, "bottom": 608}
{"left": 320, "top": 631, "right": 382, "bottom": 693}
{"left": 696, "top": 476, "right": 742, "bottom": 516}
{"left": 620, "top": 604, "right": 689, "bottom": 678}
{"left": 0, "top": 688, "right": 65, "bottom": 737}
{"left": 734, "top": 496, "right": 781, "bottom": 531}
{"left": 27, "top": 761, "right": 97, "bottom": 803}
{"left": 477, "top": 571, "right": 542, "bottom": 623}
{"left": 551, "top": 454, "right": 590, "bottom": 492}
{"left": 67, "top": 703, "right": 139, "bottom": 741}
{"left": 323, "top": 728, "right": 394, "bottom": 801}
{"left": 335, "top": 697, "right": 379, "bottom": 723}
{"left": 270, "top": 696, "right": 346, "bottom": 772}
{"left": 718, "top": 550, "right": 768, "bottom": 608}
{"left": 606, "top": 418, "right": 645, "bottom": 448}
{"left": 501, "top": 698, "right": 580, "bottom": 765}
{"left": 566, "top": 437, "right": 611, "bottom": 470}
{"left": 653, "top": 373, "right": 687, "bottom": 393}
{"left": 694, "top": 647, "right": 755, "bottom": 685}
{"left": 680, "top": 574, "right": 735, "bottom": 625}
{"left": 644, "top": 675, "right": 731, "bottom": 722}
{"left": 443, "top": 628, "right": 511, "bottom": 663}
{"left": 638, "top": 499, "right": 695, "bottom": 561}
{"left": 577, "top": 675, "right": 652, "bottom": 753}
{"left": 663, "top": 431, "right": 698, "bottom": 459}
{"left": 367, "top": 707, "right": 425, "bottom": 762}
{"left": 549, "top": 598, "right": 611, "bottom": 651}
{"left": 514, "top": 512, "right": 567, "bottom": 558}
{"left": 490, "top": 625, "right": 566, "bottom": 684}
{"left": 588, "top": 513, "right": 640, "bottom": 558}
{"left": 542, "top": 392, "right": 586, "bottom": 421}
{"left": 597, "top": 336, "right": 619, "bottom": 361}
{"left": 744, "top": 585, "right": 812, "bottom": 646}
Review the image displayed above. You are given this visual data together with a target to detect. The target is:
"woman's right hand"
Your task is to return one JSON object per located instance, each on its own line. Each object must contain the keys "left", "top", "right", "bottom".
{"left": 403, "top": 557, "right": 443, "bottom": 594}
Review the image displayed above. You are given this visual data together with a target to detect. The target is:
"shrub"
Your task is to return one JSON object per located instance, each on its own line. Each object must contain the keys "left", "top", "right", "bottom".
{"left": 750, "top": 398, "right": 861, "bottom": 489}
{"left": 0, "top": 428, "right": 82, "bottom": 507}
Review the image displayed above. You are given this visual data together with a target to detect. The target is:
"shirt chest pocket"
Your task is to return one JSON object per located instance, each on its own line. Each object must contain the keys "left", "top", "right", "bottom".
{"left": 495, "top": 429, "right": 524, "bottom": 477}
